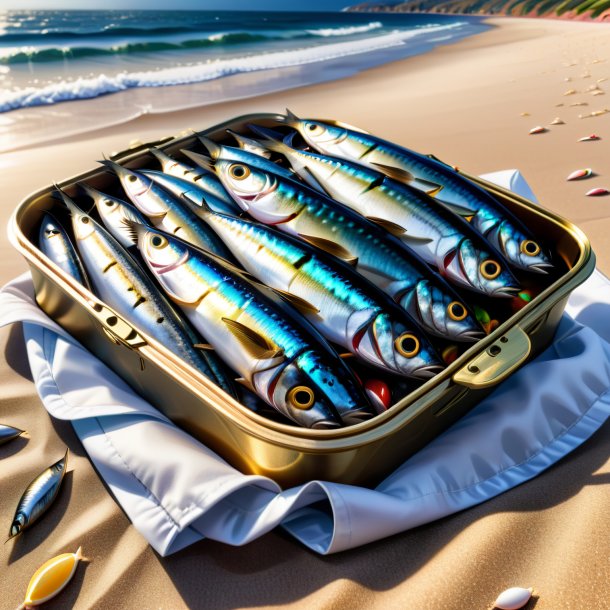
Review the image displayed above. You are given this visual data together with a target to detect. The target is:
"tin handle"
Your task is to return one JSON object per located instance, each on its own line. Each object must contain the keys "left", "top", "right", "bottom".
{"left": 452, "top": 325, "right": 531, "bottom": 389}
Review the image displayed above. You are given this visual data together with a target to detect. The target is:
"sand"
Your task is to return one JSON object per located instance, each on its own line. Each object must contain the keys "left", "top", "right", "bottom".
{"left": 1, "top": 16, "right": 610, "bottom": 610}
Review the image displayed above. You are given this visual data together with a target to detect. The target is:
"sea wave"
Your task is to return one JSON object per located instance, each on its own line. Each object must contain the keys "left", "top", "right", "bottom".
{"left": 306, "top": 21, "right": 383, "bottom": 37}
{"left": 0, "top": 23, "right": 465, "bottom": 113}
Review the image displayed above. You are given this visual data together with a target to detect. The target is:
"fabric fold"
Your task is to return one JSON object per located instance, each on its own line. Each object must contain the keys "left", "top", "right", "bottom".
{"left": 2, "top": 170, "right": 609, "bottom": 557}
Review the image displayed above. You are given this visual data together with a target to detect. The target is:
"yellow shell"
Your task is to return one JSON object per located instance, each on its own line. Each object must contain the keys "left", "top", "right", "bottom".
{"left": 19, "top": 547, "right": 85, "bottom": 608}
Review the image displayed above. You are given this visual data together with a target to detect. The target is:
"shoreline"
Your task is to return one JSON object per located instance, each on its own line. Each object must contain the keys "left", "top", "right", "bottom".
{"left": 3, "top": 17, "right": 610, "bottom": 281}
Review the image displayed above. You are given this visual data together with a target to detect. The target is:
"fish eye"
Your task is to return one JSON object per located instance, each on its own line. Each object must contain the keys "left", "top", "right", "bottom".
{"left": 480, "top": 259, "right": 501, "bottom": 280}
{"left": 229, "top": 164, "right": 250, "bottom": 180}
{"left": 81, "top": 217, "right": 90, "bottom": 224}
{"left": 447, "top": 301, "right": 468, "bottom": 321}
{"left": 306, "top": 123, "right": 324, "bottom": 135}
{"left": 520, "top": 240, "right": 541, "bottom": 257}
{"left": 287, "top": 385, "right": 315, "bottom": 410}
{"left": 103, "top": 198, "right": 115, "bottom": 207}
{"left": 395, "top": 333, "right": 420, "bottom": 358}
{"left": 127, "top": 174, "right": 137, "bottom": 183}
{"left": 150, "top": 234, "right": 168, "bottom": 249}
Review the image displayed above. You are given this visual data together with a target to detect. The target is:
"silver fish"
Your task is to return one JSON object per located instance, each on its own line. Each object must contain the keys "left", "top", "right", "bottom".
{"left": 254, "top": 130, "right": 519, "bottom": 297}
{"left": 100, "top": 158, "right": 235, "bottom": 263}
{"left": 194, "top": 201, "right": 444, "bottom": 378}
{"left": 130, "top": 223, "right": 376, "bottom": 427}
{"left": 148, "top": 147, "right": 235, "bottom": 207}
{"left": 8, "top": 449, "right": 68, "bottom": 539}
{"left": 0, "top": 424, "right": 25, "bottom": 447}
{"left": 80, "top": 183, "right": 149, "bottom": 249}
{"left": 281, "top": 110, "right": 553, "bottom": 274}
{"left": 139, "top": 169, "right": 240, "bottom": 217}
{"left": 227, "top": 129, "right": 273, "bottom": 159}
{"left": 59, "top": 189, "right": 238, "bottom": 400}
{"left": 38, "top": 213, "right": 90, "bottom": 288}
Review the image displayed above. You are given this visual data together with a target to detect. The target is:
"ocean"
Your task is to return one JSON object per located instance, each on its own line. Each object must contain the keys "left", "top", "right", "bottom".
{"left": 0, "top": 10, "right": 489, "bottom": 151}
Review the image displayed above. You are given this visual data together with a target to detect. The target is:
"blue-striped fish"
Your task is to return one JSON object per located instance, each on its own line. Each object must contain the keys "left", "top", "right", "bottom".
{"left": 59, "top": 189, "right": 238, "bottom": 400}
{"left": 194, "top": 202, "right": 445, "bottom": 378}
{"left": 253, "top": 130, "right": 520, "bottom": 296}
{"left": 281, "top": 110, "right": 553, "bottom": 274}
{"left": 8, "top": 450, "right": 68, "bottom": 539}
{"left": 148, "top": 146, "right": 234, "bottom": 207}
{"left": 38, "top": 213, "right": 90, "bottom": 288}
{"left": 130, "top": 223, "right": 376, "bottom": 427}
{"left": 99, "top": 159, "right": 235, "bottom": 263}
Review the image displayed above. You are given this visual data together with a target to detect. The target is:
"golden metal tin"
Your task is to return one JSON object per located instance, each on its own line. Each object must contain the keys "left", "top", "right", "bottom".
{"left": 8, "top": 113, "right": 595, "bottom": 488}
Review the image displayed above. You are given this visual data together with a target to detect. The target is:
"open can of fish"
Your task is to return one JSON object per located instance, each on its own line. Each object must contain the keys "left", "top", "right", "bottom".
{"left": 8, "top": 113, "right": 596, "bottom": 488}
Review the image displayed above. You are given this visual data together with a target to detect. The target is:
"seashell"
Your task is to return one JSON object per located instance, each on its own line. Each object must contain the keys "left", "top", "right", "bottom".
{"left": 564, "top": 77, "right": 571, "bottom": 82}
{"left": 586, "top": 188, "right": 610, "bottom": 197}
{"left": 493, "top": 586, "right": 533, "bottom": 609}
{"left": 16, "top": 547, "right": 87, "bottom": 610}
{"left": 364, "top": 379, "right": 391, "bottom": 413}
{"left": 597, "top": 77, "right": 608, "bottom": 83}
{"left": 8, "top": 449, "right": 68, "bottom": 540}
{"left": 566, "top": 168, "right": 593, "bottom": 181}
{"left": 520, "top": 112, "right": 530, "bottom": 117}
{"left": 592, "top": 90, "right": 605, "bottom": 96}
{"left": 529, "top": 126, "right": 547, "bottom": 135}
{"left": 578, "top": 134, "right": 601, "bottom": 141}
{"left": 570, "top": 101, "right": 588, "bottom": 106}
{"left": 550, "top": 117, "right": 564, "bottom": 125}
{"left": 563, "top": 89, "right": 577, "bottom": 95}
{"left": 555, "top": 103, "right": 564, "bottom": 107}
{"left": 0, "top": 424, "right": 25, "bottom": 446}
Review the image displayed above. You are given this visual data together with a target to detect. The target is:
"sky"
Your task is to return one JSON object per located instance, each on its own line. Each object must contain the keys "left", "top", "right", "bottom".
{"left": 0, "top": 0, "right": 354, "bottom": 10}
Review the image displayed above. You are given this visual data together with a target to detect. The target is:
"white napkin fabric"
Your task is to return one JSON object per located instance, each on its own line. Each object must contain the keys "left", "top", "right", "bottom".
{"left": 2, "top": 170, "right": 609, "bottom": 556}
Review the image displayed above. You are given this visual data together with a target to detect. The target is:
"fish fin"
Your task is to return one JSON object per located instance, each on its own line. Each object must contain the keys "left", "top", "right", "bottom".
{"left": 400, "top": 233, "right": 434, "bottom": 245}
{"left": 181, "top": 149, "right": 214, "bottom": 172}
{"left": 424, "top": 183, "right": 444, "bottom": 197}
{"left": 370, "top": 162, "right": 414, "bottom": 183}
{"left": 271, "top": 287, "right": 320, "bottom": 314}
{"left": 438, "top": 200, "right": 476, "bottom": 218}
{"left": 283, "top": 108, "right": 301, "bottom": 125}
{"left": 193, "top": 343, "right": 215, "bottom": 350}
{"left": 298, "top": 233, "right": 358, "bottom": 265}
{"left": 365, "top": 216, "right": 406, "bottom": 237}
{"left": 222, "top": 317, "right": 284, "bottom": 360}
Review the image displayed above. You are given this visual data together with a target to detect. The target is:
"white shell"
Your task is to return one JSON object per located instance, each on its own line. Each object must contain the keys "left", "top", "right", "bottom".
{"left": 494, "top": 587, "right": 533, "bottom": 610}
{"left": 529, "top": 126, "right": 547, "bottom": 134}
{"left": 550, "top": 117, "right": 565, "bottom": 125}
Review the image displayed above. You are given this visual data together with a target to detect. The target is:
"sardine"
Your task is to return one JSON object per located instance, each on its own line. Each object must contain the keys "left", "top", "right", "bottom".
{"left": 79, "top": 183, "right": 149, "bottom": 249}
{"left": 148, "top": 146, "right": 234, "bottom": 207}
{"left": 58, "top": 189, "right": 238, "bottom": 400}
{"left": 38, "top": 213, "right": 90, "bottom": 289}
{"left": 99, "top": 159, "right": 235, "bottom": 263}
{"left": 254, "top": 130, "right": 519, "bottom": 296}
{"left": 139, "top": 169, "right": 240, "bottom": 217}
{"left": 8, "top": 450, "right": 68, "bottom": 539}
{"left": 193, "top": 201, "right": 446, "bottom": 377}
{"left": 183, "top": 145, "right": 492, "bottom": 341}
{"left": 130, "top": 223, "right": 376, "bottom": 427}
{"left": 0, "top": 424, "right": 25, "bottom": 446}
{"left": 281, "top": 110, "right": 553, "bottom": 274}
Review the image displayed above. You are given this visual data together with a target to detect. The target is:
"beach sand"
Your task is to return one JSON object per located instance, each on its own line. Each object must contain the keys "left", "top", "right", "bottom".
{"left": 1, "top": 16, "right": 610, "bottom": 609}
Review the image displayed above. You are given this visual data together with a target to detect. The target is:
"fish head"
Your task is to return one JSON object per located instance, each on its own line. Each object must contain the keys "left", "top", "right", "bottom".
{"left": 492, "top": 221, "right": 553, "bottom": 274}
{"left": 270, "top": 350, "right": 373, "bottom": 427}
{"left": 350, "top": 310, "right": 444, "bottom": 379}
{"left": 100, "top": 160, "right": 160, "bottom": 216}
{"left": 134, "top": 226, "right": 205, "bottom": 305}
{"left": 402, "top": 280, "right": 485, "bottom": 342}
{"left": 9, "top": 512, "right": 26, "bottom": 538}
{"left": 445, "top": 239, "right": 519, "bottom": 298}
{"left": 282, "top": 110, "right": 347, "bottom": 153}
{"left": 39, "top": 214, "right": 63, "bottom": 243}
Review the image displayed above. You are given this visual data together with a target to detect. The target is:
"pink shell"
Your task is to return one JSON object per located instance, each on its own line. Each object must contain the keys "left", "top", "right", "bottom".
{"left": 578, "top": 134, "right": 601, "bottom": 141}
{"left": 529, "top": 126, "right": 546, "bottom": 134}
{"left": 586, "top": 188, "right": 609, "bottom": 196}
{"left": 566, "top": 168, "right": 593, "bottom": 181}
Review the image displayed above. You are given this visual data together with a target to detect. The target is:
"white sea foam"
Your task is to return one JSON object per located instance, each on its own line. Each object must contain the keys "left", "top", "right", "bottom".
{"left": 0, "top": 22, "right": 465, "bottom": 113}
{"left": 306, "top": 21, "right": 383, "bottom": 37}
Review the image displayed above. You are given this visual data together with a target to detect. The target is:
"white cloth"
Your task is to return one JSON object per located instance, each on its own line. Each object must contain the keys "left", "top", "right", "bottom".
{"left": 2, "top": 170, "right": 609, "bottom": 557}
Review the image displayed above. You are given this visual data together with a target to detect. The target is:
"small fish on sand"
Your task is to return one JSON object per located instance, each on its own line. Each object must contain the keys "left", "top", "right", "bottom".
{"left": 586, "top": 188, "right": 609, "bottom": 197}
{"left": 529, "top": 126, "right": 547, "bottom": 135}
{"left": 566, "top": 168, "right": 593, "bottom": 181}
{"left": 550, "top": 118, "right": 565, "bottom": 125}
{"left": 578, "top": 134, "right": 601, "bottom": 142}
